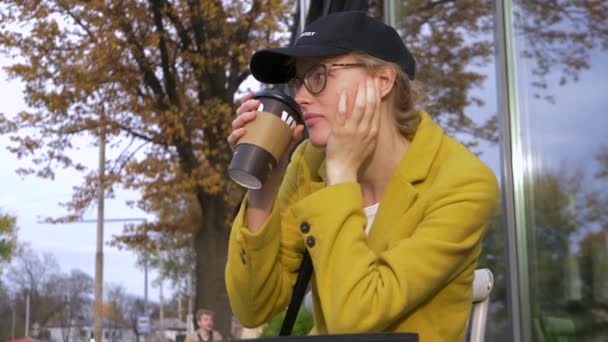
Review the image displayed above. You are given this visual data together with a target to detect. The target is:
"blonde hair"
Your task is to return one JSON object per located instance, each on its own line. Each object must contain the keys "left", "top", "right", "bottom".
{"left": 351, "top": 52, "right": 423, "bottom": 140}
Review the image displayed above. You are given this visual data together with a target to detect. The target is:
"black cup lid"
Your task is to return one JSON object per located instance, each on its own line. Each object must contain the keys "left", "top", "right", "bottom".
{"left": 253, "top": 89, "right": 302, "bottom": 119}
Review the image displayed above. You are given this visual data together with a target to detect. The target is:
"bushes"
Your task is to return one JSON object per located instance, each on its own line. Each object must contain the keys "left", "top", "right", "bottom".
{"left": 261, "top": 308, "right": 314, "bottom": 337}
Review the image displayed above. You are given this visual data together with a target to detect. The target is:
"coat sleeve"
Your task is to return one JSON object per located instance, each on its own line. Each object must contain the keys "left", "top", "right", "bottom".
{"left": 224, "top": 143, "right": 308, "bottom": 327}
{"left": 289, "top": 162, "right": 499, "bottom": 333}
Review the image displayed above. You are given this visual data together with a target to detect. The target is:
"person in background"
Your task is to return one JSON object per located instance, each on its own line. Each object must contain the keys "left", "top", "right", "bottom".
{"left": 225, "top": 11, "right": 498, "bottom": 340}
{"left": 184, "top": 309, "right": 223, "bottom": 342}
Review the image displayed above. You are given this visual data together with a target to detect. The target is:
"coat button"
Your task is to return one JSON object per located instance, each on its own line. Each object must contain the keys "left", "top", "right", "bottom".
{"left": 300, "top": 222, "right": 311, "bottom": 234}
{"left": 306, "top": 236, "right": 316, "bottom": 248}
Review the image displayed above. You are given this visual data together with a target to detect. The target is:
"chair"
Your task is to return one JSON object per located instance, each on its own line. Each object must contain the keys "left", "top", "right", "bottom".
{"left": 304, "top": 289, "right": 314, "bottom": 314}
{"left": 468, "top": 268, "right": 494, "bottom": 342}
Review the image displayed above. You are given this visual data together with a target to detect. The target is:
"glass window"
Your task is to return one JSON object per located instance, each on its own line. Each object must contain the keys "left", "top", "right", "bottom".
{"left": 510, "top": 0, "right": 608, "bottom": 340}
{"left": 387, "top": 0, "right": 507, "bottom": 339}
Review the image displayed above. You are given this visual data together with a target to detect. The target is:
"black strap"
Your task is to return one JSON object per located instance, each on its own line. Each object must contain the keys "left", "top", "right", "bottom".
{"left": 279, "top": 250, "right": 314, "bottom": 336}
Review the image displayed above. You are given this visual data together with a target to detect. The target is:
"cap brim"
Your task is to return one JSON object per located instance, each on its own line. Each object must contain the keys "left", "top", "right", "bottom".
{"left": 250, "top": 45, "right": 350, "bottom": 84}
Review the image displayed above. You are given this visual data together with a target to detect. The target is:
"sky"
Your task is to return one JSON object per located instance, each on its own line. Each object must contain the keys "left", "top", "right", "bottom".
{"left": 0, "top": 55, "right": 165, "bottom": 302}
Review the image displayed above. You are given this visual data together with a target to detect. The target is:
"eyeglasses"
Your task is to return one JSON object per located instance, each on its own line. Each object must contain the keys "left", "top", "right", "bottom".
{"left": 288, "top": 63, "right": 366, "bottom": 95}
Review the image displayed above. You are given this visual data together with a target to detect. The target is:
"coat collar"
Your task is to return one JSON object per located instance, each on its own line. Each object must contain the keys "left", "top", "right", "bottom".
{"left": 395, "top": 111, "right": 444, "bottom": 184}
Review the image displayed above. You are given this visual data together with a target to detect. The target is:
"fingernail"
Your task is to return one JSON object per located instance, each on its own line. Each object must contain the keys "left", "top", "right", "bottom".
{"left": 339, "top": 91, "right": 347, "bottom": 113}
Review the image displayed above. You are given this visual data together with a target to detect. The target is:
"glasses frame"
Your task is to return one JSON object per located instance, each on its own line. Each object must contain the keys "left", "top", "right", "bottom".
{"left": 289, "top": 63, "right": 366, "bottom": 95}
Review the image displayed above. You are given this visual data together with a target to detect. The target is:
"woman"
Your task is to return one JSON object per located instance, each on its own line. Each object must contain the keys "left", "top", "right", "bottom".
{"left": 225, "top": 11, "right": 498, "bottom": 341}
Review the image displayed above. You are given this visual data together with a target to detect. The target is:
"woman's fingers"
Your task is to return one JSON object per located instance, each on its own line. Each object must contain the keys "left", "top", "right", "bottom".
{"left": 232, "top": 110, "right": 257, "bottom": 130}
{"left": 288, "top": 124, "right": 306, "bottom": 153}
{"left": 228, "top": 109, "right": 257, "bottom": 149}
{"left": 292, "top": 124, "right": 305, "bottom": 142}
{"left": 227, "top": 127, "right": 247, "bottom": 150}
{"left": 229, "top": 92, "right": 259, "bottom": 150}
{"left": 337, "top": 91, "right": 347, "bottom": 126}
{"left": 343, "top": 78, "right": 379, "bottom": 133}
{"left": 348, "top": 82, "right": 366, "bottom": 126}
{"left": 236, "top": 97, "right": 260, "bottom": 116}
{"left": 238, "top": 91, "right": 254, "bottom": 106}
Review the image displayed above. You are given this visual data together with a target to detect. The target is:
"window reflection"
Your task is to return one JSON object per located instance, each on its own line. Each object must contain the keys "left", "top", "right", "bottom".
{"left": 511, "top": 0, "right": 608, "bottom": 339}
{"left": 389, "top": 0, "right": 608, "bottom": 340}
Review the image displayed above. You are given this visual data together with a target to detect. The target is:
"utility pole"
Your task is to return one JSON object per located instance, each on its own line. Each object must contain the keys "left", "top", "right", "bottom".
{"left": 11, "top": 304, "right": 15, "bottom": 341}
{"left": 159, "top": 279, "right": 165, "bottom": 341}
{"left": 178, "top": 292, "right": 182, "bottom": 322}
{"left": 144, "top": 254, "right": 149, "bottom": 342}
{"left": 144, "top": 256, "right": 148, "bottom": 313}
{"left": 186, "top": 273, "right": 194, "bottom": 334}
{"left": 94, "top": 124, "right": 106, "bottom": 342}
{"left": 25, "top": 291, "right": 30, "bottom": 338}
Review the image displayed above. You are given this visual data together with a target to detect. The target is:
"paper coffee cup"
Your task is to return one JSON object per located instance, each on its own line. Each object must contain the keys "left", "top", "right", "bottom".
{"left": 229, "top": 89, "right": 302, "bottom": 189}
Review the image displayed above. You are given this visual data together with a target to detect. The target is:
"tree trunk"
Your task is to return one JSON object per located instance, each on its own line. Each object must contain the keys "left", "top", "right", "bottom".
{"left": 194, "top": 192, "right": 232, "bottom": 337}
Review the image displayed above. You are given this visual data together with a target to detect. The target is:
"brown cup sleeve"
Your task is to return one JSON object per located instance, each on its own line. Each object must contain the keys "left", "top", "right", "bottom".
{"left": 236, "top": 111, "right": 293, "bottom": 161}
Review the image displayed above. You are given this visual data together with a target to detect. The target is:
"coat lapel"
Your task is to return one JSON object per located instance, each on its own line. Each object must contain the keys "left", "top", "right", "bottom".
{"left": 366, "top": 112, "right": 444, "bottom": 253}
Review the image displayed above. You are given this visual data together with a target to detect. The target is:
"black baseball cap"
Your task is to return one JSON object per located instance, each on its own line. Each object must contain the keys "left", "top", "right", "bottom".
{"left": 249, "top": 11, "right": 416, "bottom": 84}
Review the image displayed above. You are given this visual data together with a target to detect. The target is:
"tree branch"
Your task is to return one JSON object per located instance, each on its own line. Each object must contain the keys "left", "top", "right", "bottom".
{"left": 188, "top": 0, "right": 205, "bottom": 53}
{"left": 55, "top": 0, "right": 97, "bottom": 42}
{"left": 161, "top": 0, "right": 194, "bottom": 50}
{"left": 117, "top": 123, "right": 165, "bottom": 146}
{"left": 110, "top": 139, "right": 151, "bottom": 177}
{"left": 149, "top": 0, "right": 180, "bottom": 107}
{"left": 118, "top": 19, "right": 167, "bottom": 106}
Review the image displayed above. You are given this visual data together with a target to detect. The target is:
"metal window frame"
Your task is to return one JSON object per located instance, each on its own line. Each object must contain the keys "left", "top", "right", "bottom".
{"left": 494, "top": 0, "right": 532, "bottom": 341}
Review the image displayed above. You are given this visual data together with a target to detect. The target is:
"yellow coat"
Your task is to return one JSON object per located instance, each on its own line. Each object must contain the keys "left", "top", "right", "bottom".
{"left": 225, "top": 112, "right": 499, "bottom": 341}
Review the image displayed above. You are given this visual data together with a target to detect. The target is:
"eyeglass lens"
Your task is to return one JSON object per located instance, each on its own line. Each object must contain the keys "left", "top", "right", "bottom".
{"left": 288, "top": 64, "right": 327, "bottom": 95}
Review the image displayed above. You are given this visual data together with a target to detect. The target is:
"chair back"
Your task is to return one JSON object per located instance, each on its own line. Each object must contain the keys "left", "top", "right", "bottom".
{"left": 468, "top": 268, "right": 494, "bottom": 342}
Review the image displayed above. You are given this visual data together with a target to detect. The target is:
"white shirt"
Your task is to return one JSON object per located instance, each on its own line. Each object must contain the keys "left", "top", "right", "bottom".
{"left": 364, "top": 202, "right": 380, "bottom": 236}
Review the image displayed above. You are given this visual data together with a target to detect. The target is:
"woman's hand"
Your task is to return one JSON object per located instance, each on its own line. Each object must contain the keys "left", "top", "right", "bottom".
{"left": 228, "top": 91, "right": 305, "bottom": 169}
{"left": 325, "top": 78, "right": 381, "bottom": 186}
{"left": 227, "top": 91, "right": 260, "bottom": 150}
